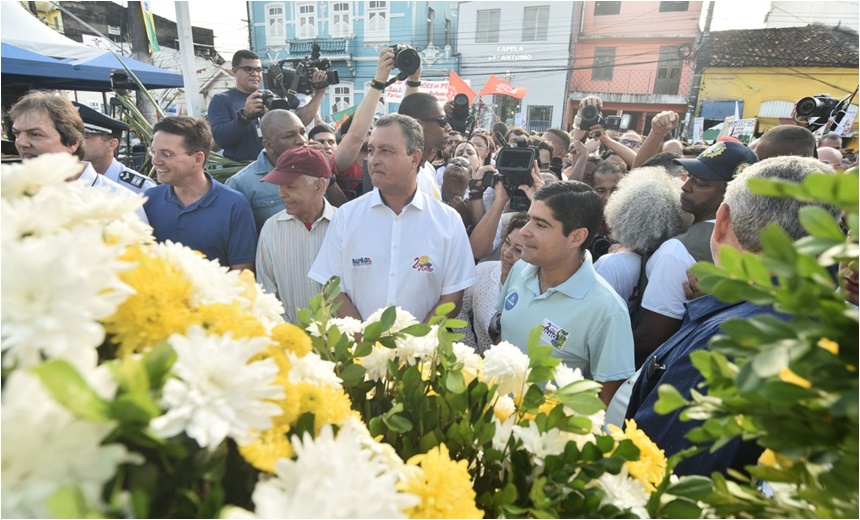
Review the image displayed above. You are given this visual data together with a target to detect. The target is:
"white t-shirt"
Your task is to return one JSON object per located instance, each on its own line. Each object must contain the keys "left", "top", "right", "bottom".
{"left": 309, "top": 188, "right": 477, "bottom": 321}
{"left": 640, "top": 238, "right": 696, "bottom": 320}
{"left": 594, "top": 250, "right": 642, "bottom": 309}
{"left": 418, "top": 161, "right": 442, "bottom": 200}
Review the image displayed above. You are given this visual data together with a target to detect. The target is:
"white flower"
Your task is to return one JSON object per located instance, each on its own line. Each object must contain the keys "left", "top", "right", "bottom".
{"left": 553, "top": 363, "right": 584, "bottom": 388}
{"left": 331, "top": 317, "right": 364, "bottom": 341}
{"left": 513, "top": 421, "right": 590, "bottom": 467}
{"left": 396, "top": 325, "right": 439, "bottom": 365}
{"left": 364, "top": 306, "right": 418, "bottom": 334}
{"left": 492, "top": 415, "right": 517, "bottom": 452}
{"left": 0, "top": 152, "right": 79, "bottom": 199}
{"left": 287, "top": 351, "right": 342, "bottom": 389}
{"left": 594, "top": 466, "right": 650, "bottom": 518}
{"left": 151, "top": 241, "right": 242, "bottom": 306}
{"left": 360, "top": 343, "right": 398, "bottom": 382}
{"left": 1, "top": 226, "right": 132, "bottom": 369}
{"left": 1, "top": 370, "right": 141, "bottom": 518}
{"left": 482, "top": 341, "right": 531, "bottom": 397}
{"left": 149, "top": 326, "right": 284, "bottom": 449}
{"left": 452, "top": 341, "right": 484, "bottom": 380}
{"left": 250, "top": 424, "right": 418, "bottom": 518}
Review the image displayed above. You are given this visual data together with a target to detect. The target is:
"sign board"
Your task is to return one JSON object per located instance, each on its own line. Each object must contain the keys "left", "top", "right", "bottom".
{"left": 832, "top": 104, "right": 858, "bottom": 137}
{"left": 727, "top": 118, "right": 756, "bottom": 144}
{"left": 384, "top": 80, "right": 449, "bottom": 104}
{"left": 692, "top": 117, "right": 704, "bottom": 143}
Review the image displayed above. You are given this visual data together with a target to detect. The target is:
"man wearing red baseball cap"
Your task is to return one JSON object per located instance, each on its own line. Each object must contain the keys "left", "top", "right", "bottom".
{"left": 255, "top": 146, "right": 335, "bottom": 322}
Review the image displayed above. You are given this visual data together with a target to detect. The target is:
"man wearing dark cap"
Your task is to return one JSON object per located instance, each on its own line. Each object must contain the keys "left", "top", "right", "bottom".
{"left": 75, "top": 102, "right": 156, "bottom": 195}
{"left": 632, "top": 141, "right": 759, "bottom": 367}
{"left": 255, "top": 147, "right": 335, "bottom": 322}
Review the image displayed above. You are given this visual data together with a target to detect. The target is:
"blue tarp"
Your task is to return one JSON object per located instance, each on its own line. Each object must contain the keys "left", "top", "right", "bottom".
{"left": 1, "top": 42, "right": 183, "bottom": 91}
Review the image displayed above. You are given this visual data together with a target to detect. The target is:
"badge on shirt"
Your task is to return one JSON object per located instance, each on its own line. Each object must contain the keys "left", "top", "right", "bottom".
{"left": 119, "top": 170, "right": 146, "bottom": 188}
{"left": 504, "top": 291, "right": 519, "bottom": 311}
{"left": 541, "top": 319, "right": 569, "bottom": 350}
{"left": 352, "top": 257, "right": 373, "bottom": 267}
{"left": 412, "top": 255, "right": 434, "bottom": 273}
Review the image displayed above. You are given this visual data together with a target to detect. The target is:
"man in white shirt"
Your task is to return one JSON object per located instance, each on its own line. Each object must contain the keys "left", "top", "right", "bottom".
{"left": 309, "top": 114, "right": 476, "bottom": 322}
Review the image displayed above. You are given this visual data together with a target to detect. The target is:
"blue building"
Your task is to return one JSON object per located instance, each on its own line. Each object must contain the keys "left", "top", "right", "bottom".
{"left": 248, "top": 1, "right": 461, "bottom": 122}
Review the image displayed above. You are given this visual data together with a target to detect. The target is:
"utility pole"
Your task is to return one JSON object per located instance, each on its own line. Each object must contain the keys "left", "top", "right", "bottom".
{"left": 175, "top": 2, "right": 202, "bottom": 117}
{"left": 684, "top": 1, "right": 715, "bottom": 140}
{"left": 127, "top": 1, "right": 156, "bottom": 124}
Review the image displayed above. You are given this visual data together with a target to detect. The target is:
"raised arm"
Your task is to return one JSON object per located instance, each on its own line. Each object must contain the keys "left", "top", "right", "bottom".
{"left": 633, "top": 111, "right": 679, "bottom": 168}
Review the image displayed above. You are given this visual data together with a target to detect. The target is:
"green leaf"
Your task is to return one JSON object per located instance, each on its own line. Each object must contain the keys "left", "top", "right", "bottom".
{"left": 665, "top": 475, "right": 714, "bottom": 500}
{"left": 759, "top": 224, "right": 798, "bottom": 264}
{"left": 339, "top": 363, "right": 366, "bottom": 385}
{"left": 660, "top": 497, "right": 704, "bottom": 519}
{"left": 750, "top": 343, "right": 790, "bottom": 378}
{"left": 557, "top": 415, "right": 594, "bottom": 434}
{"left": 353, "top": 341, "right": 372, "bottom": 358}
{"left": 363, "top": 322, "right": 383, "bottom": 344}
{"left": 612, "top": 438, "right": 640, "bottom": 460}
{"left": 382, "top": 413, "right": 413, "bottom": 433}
{"left": 30, "top": 360, "right": 111, "bottom": 421}
{"left": 522, "top": 383, "right": 545, "bottom": 411}
{"left": 45, "top": 485, "right": 90, "bottom": 519}
{"left": 444, "top": 370, "right": 466, "bottom": 394}
{"left": 142, "top": 341, "right": 176, "bottom": 390}
{"left": 800, "top": 206, "right": 846, "bottom": 240}
{"left": 111, "top": 393, "right": 161, "bottom": 423}
{"left": 654, "top": 385, "right": 689, "bottom": 415}
{"left": 379, "top": 306, "right": 397, "bottom": 332}
{"left": 399, "top": 323, "right": 432, "bottom": 337}
{"left": 556, "top": 392, "right": 605, "bottom": 416}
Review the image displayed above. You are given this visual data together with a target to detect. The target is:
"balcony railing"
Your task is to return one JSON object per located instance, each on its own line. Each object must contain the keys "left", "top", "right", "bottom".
{"left": 571, "top": 69, "right": 693, "bottom": 98}
{"left": 287, "top": 38, "right": 348, "bottom": 56}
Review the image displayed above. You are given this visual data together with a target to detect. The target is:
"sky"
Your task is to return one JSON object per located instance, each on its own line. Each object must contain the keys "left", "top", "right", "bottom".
{"left": 148, "top": 0, "right": 780, "bottom": 61}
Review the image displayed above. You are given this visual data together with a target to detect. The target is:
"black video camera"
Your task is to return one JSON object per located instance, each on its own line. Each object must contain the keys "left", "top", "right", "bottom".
{"left": 492, "top": 141, "right": 537, "bottom": 212}
{"left": 265, "top": 43, "right": 340, "bottom": 110}
{"left": 391, "top": 44, "right": 421, "bottom": 77}
{"left": 795, "top": 94, "right": 846, "bottom": 132}
{"left": 579, "top": 104, "right": 625, "bottom": 131}
{"left": 259, "top": 89, "right": 292, "bottom": 111}
{"left": 449, "top": 94, "right": 476, "bottom": 135}
{"left": 110, "top": 69, "right": 133, "bottom": 96}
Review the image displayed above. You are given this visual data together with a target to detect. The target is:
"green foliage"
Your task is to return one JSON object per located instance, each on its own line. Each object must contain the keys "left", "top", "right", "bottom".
{"left": 657, "top": 169, "right": 859, "bottom": 518}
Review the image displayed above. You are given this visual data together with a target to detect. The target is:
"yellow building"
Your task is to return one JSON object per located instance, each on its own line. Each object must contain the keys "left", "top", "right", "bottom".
{"left": 698, "top": 25, "right": 859, "bottom": 153}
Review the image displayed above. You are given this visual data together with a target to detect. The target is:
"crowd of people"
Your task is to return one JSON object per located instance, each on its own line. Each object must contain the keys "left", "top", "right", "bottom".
{"left": 6, "top": 47, "right": 857, "bottom": 481}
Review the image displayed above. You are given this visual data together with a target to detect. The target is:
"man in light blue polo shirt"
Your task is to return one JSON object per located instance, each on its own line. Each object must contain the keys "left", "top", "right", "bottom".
{"left": 496, "top": 181, "right": 634, "bottom": 405}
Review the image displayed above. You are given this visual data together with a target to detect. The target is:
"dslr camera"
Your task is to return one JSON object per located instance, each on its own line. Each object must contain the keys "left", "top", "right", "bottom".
{"left": 448, "top": 93, "right": 476, "bottom": 135}
{"left": 795, "top": 94, "right": 847, "bottom": 132}
{"left": 265, "top": 43, "right": 340, "bottom": 110}
{"left": 473, "top": 139, "right": 537, "bottom": 212}
{"left": 390, "top": 44, "right": 421, "bottom": 77}
{"left": 578, "top": 104, "right": 627, "bottom": 131}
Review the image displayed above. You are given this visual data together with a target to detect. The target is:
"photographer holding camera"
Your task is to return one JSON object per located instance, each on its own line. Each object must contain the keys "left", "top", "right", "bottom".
{"left": 208, "top": 50, "right": 329, "bottom": 162}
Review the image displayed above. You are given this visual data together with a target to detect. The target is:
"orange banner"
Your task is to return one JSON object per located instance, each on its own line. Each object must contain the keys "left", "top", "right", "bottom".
{"left": 478, "top": 74, "right": 528, "bottom": 99}
{"left": 448, "top": 71, "right": 477, "bottom": 105}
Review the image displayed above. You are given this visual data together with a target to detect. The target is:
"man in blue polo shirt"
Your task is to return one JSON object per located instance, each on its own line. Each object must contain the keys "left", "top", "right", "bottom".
{"left": 495, "top": 181, "right": 634, "bottom": 405}
{"left": 143, "top": 116, "right": 256, "bottom": 271}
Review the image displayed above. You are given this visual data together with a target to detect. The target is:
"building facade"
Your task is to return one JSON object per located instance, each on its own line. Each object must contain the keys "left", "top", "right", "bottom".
{"left": 564, "top": 0, "right": 703, "bottom": 135}
{"left": 249, "top": 1, "right": 460, "bottom": 122}
{"left": 457, "top": 1, "right": 576, "bottom": 132}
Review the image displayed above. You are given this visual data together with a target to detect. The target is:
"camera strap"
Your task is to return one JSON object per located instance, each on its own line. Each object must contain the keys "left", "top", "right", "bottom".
{"left": 383, "top": 71, "right": 410, "bottom": 89}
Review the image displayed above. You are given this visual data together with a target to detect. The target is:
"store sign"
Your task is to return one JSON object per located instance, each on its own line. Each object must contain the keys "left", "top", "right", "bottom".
{"left": 488, "top": 45, "right": 533, "bottom": 62}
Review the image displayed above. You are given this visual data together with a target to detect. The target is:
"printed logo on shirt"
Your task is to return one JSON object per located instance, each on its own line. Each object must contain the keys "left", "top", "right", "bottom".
{"left": 540, "top": 319, "right": 569, "bottom": 350}
{"left": 412, "top": 255, "right": 434, "bottom": 273}
{"left": 504, "top": 291, "right": 519, "bottom": 311}
{"left": 352, "top": 257, "right": 373, "bottom": 267}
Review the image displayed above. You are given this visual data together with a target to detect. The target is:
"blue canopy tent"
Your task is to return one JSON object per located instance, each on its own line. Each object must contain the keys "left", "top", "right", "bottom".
{"left": 64, "top": 53, "right": 184, "bottom": 90}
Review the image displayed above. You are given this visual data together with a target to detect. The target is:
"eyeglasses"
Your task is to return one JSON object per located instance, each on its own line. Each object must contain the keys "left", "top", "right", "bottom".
{"left": 620, "top": 139, "right": 641, "bottom": 148}
{"left": 147, "top": 147, "right": 197, "bottom": 160}
{"left": 420, "top": 116, "right": 449, "bottom": 127}
{"left": 447, "top": 157, "right": 472, "bottom": 170}
{"left": 237, "top": 66, "right": 263, "bottom": 75}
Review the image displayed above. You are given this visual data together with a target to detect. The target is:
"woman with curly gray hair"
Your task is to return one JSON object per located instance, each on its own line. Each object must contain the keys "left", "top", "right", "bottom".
{"left": 594, "top": 166, "right": 693, "bottom": 308}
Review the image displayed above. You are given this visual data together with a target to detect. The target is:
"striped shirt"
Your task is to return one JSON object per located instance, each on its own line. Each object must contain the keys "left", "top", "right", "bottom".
{"left": 255, "top": 200, "right": 336, "bottom": 323}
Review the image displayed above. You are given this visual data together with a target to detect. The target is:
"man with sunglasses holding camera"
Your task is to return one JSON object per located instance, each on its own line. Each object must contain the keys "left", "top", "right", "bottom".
{"left": 398, "top": 92, "right": 448, "bottom": 200}
{"left": 208, "top": 50, "right": 326, "bottom": 162}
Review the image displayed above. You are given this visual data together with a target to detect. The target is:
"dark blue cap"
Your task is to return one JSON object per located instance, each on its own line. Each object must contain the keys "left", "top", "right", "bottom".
{"left": 73, "top": 101, "right": 130, "bottom": 137}
{"left": 673, "top": 141, "right": 759, "bottom": 181}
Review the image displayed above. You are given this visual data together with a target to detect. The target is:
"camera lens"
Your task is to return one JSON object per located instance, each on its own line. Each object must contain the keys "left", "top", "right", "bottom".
{"left": 581, "top": 105, "right": 600, "bottom": 121}
{"left": 394, "top": 47, "right": 421, "bottom": 76}
{"left": 796, "top": 97, "right": 819, "bottom": 117}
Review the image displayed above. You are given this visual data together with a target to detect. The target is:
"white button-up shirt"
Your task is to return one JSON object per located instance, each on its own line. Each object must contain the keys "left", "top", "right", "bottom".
{"left": 309, "top": 188, "right": 476, "bottom": 321}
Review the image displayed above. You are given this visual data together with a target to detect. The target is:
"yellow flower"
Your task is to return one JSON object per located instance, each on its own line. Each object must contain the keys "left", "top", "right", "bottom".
{"left": 400, "top": 444, "right": 483, "bottom": 519}
{"left": 239, "top": 424, "right": 295, "bottom": 473}
{"left": 817, "top": 338, "right": 839, "bottom": 355}
{"left": 271, "top": 377, "right": 302, "bottom": 427}
{"left": 294, "top": 382, "right": 357, "bottom": 433}
{"left": 758, "top": 449, "right": 777, "bottom": 467}
{"left": 608, "top": 419, "right": 668, "bottom": 493}
{"left": 271, "top": 322, "right": 313, "bottom": 357}
{"left": 103, "top": 246, "right": 195, "bottom": 357}
{"left": 779, "top": 367, "right": 812, "bottom": 389}
{"left": 192, "top": 302, "right": 267, "bottom": 339}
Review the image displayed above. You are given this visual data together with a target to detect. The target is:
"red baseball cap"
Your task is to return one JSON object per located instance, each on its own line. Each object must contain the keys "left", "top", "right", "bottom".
{"left": 261, "top": 146, "right": 331, "bottom": 185}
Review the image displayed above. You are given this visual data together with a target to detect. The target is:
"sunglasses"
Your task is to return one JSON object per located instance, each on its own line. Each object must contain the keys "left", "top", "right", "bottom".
{"left": 620, "top": 139, "right": 641, "bottom": 148}
{"left": 237, "top": 66, "right": 263, "bottom": 75}
{"left": 420, "top": 116, "right": 449, "bottom": 127}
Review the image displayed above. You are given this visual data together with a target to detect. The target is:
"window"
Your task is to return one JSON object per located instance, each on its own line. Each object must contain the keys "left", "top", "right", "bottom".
{"left": 659, "top": 2, "right": 689, "bottom": 12}
{"left": 331, "top": 84, "right": 353, "bottom": 114}
{"left": 591, "top": 47, "right": 616, "bottom": 81}
{"left": 594, "top": 1, "right": 621, "bottom": 15}
{"left": 367, "top": 1, "right": 389, "bottom": 41}
{"left": 265, "top": 3, "right": 285, "bottom": 43}
{"left": 296, "top": 2, "right": 317, "bottom": 39}
{"left": 522, "top": 6, "right": 549, "bottom": 42}
{"left": 445, "top": 18, "right": 451, "bottom": 47}
{"left": 527, "top": 105, "right": 553, "bottom": 133}
{"left": 476, "top": 9, "right": 500, "bottom": 43}
{"left": 330, "top": 2, "right": 351, "bottom": 37}
{"left": 654, "top": 46, "right": 682, "bottom": 95}
{"left": 427, "top": 8, "right": 435, "bottom": 45}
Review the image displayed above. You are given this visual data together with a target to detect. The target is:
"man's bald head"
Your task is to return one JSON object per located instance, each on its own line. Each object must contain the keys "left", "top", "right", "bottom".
{"left": 755, "top": 125, "right": 816, "bottom": 160}
{"left": 817, "top": 147, "right": 844, "bottom": 170}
